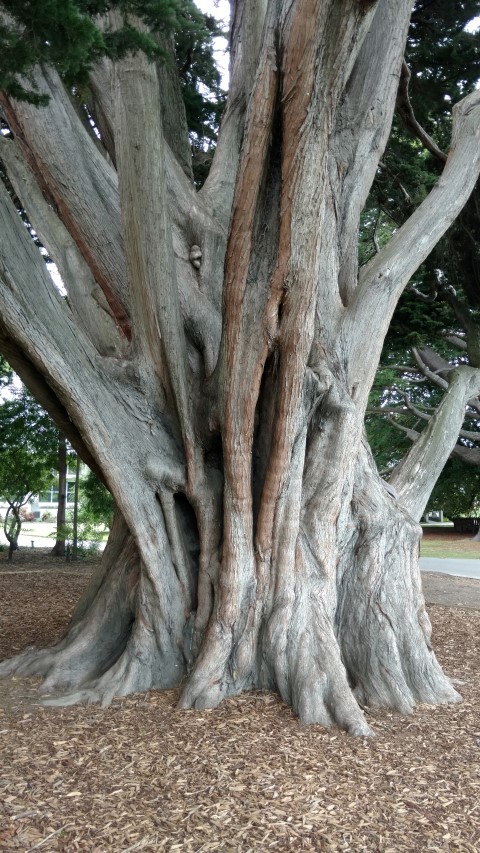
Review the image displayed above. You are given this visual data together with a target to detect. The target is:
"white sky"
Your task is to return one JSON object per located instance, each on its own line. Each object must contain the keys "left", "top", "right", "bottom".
{"left": 465, "top": 17, "right": 480, "bottom": 33}
{"left": 194, "top": 0, "right": 230, "bottom": 86}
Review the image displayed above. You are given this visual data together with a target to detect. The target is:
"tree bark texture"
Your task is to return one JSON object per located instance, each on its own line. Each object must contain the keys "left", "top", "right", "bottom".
{"left": 1, "top": 0, "right": 480, "bottom": 733}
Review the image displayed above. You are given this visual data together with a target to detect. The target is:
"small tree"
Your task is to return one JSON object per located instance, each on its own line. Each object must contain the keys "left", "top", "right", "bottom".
{"left": 0, "top": 389, "right": 57, "bottom": 558}
{"left": 81, "top": 469, "right": 115, "bottom": 531}
{"left": 50, "top": 431, "right": 68, "bottom": 557}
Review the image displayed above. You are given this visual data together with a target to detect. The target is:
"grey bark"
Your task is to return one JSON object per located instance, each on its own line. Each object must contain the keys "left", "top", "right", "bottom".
{"left": 388, "top": 367, "right": 480, "bottom": 520}
{"left": 0, "top": 0, "right": 479, "bottom": 733}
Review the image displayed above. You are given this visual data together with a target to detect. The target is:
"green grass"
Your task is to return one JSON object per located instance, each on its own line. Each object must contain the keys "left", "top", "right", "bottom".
{"left": 420, "top": 527, "right": 480, "bottom": 559}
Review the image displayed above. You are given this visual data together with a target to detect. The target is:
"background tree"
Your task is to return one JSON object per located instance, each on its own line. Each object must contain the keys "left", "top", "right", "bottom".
{"left": 0, "top": 388, "right": 58, "bottom": 558}
{"left": 81, "top": 469, "right": 115, "bottom": 530}
{"left": 0, "top": 0, "right": 479, "bottom": 734}
{"left": 0, "top": 354, "right": 12, "bottom": 387}
{"left": 50, "top": 431, "right": 68, "bottom": 557}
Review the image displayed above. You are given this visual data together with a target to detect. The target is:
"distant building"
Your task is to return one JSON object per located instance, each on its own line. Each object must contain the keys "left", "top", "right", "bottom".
{"left": 0, "top": 463, "right": 86, "bottom": 520}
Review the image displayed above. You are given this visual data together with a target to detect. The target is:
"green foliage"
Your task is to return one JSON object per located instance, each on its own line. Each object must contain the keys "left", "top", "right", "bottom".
{"left": 0, "top": 356, "right": 13, "bottom": 388}
{"left": 407, "top": 1, "right": 480, "bottom": 138}
{"left": 362, "top": 2, "right": 480, "bottom": 350}
{"left": 49, "top": 469, "right": 113, "bottom": 557}
{"left": 0, "top": 0, "right": 104, "bottom": 104}
{"left": 426, "top": 458, "right": 480, "bottom": 518}
{"left": 176, "top": 11, "right": 226, "bottom": 178}
{"left": 0, "top": 0, "right": 219, "bottom": 104}
{"left": 0, "top": 386, "right": 58, "bottom": 505}
{"left": 0, "top": 385, "right": 59, "bottom": 552}
{"left": 81, "top": 469, "right": 114, "bottom": 529}
{"left": 366, "top": 3, "right": 480, "bottom": 493}
{"left": 0, "top": 1, "right": 226, "bottom": 185}
{"left": 53, "top": 516, "right": 104, "bottom": 556}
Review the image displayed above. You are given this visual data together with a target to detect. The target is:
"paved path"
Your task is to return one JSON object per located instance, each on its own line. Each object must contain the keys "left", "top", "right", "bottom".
{"left": 420, "top": 557, "right": 480, "bottom": 579}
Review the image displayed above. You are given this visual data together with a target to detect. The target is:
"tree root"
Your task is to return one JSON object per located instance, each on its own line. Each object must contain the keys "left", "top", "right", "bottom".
{"left": 337, "top": 461, "right": 462, "bottom": 714}
{"left": 263, "top": 592, "right": 374, "bottom": 735}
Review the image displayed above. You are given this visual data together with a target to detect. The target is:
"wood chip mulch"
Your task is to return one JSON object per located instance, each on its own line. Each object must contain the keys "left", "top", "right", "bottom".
{"left": 0, "top": 552, "right": 479, "bottom": 852}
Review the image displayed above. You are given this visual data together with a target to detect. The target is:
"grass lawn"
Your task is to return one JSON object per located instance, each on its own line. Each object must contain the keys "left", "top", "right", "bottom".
{"left": 421, "top": 525, "right": 480, "bottom": 558}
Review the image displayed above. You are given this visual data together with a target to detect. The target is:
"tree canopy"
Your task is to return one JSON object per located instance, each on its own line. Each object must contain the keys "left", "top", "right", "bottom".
{"left": 0, "top": 385, "right": 59, "bottom": 557}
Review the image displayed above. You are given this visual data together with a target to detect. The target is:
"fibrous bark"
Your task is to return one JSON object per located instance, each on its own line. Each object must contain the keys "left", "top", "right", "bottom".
{"left": 1, "top": 0, "right": 479, "bottom": 733}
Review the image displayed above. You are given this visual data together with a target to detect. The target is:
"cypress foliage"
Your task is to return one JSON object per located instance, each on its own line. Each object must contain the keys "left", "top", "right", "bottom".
{"left": 0, "top": 0, "right": 221, "bottom": 105}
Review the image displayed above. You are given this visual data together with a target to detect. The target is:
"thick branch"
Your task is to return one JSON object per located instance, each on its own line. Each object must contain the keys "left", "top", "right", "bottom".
{"left": 346, "top": 88, "right": 480, "bottom": 404}
{"left": 332, "top": 0, "right": 413, "bottom": 304}
{"left": 0, "top": 179, "right": 109, "bottom": 415}
{"left": 388, "top": 367, "right": 480, "bottom": 520}
{"left": 445, "top": 334, "right": 468, "bottom": 351}
{"left": 87, "top": 33, "right": 225, "bottom": 329}
{"left": 396, "top": 60, "right": 448, "bottom": 165}
{"left": 0, "top": 326, "right": 104, "bottom": 481}
{"left": 0, "top": 68, "right": 131, "bottom": 338}
{"left": 112, "top": 40, "right": 196, "bottom": 484}
{"left": 198, "top": 1, "right": 246, "bottom": 235}
{"left": 0, "top": 136, "right": 122, "bottom": 357}
{"left": 241, "top": 0, "right": 268, "bottom": 98}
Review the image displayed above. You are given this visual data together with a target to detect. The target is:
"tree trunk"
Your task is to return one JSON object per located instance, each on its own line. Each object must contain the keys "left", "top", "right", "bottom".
{"left": 1, "top": 1, "right": 480, "bottom": 733}
{"left": 5, "top": 504, "right": 21, "bottom": 562}
{"left": 72, "top": 453, "right": 80, "bottom": 561}
{"left": 50, "top": 432, "right": 67, "bottom": 558}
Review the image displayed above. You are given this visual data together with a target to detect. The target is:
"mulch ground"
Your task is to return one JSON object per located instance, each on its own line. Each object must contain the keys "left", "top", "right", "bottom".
{"left": 0, "top": 550, "right": 479, "bottom": 852}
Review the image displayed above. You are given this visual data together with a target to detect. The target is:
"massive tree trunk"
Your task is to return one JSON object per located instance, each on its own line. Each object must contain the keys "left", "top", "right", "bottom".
{"left": 1, "top": 1, "right": 480, "bottom": 733}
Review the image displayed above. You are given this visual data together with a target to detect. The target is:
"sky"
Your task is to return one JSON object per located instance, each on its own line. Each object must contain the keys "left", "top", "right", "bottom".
{"left": 466, "top": 17, "right": 480, "bottom": 33}
{"left": 194, "top": 0, "right": 230, "bottom": 86}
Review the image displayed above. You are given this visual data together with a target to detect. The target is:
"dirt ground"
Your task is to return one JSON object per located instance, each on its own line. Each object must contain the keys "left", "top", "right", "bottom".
{"left": 422, "top": 571, "right": 480, "bottom": 609}
{"left": 0, "top": 549, "right": 479, "bottom": 852}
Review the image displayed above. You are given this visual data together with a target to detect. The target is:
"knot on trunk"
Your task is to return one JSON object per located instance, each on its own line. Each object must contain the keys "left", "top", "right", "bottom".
{"left": 189, "top": 245, "right": 202, "bottom": 270}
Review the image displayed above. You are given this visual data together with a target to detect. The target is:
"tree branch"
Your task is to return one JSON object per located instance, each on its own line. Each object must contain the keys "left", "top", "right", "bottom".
{"left": 458, "top": 427, "right": 480, "bottom": 442}
{"left": 444, "top": 334, "right": 468, "bottom": 351}
{"left": 0, "top": 68, "right": 131, "bottom": 338}
{"left": 0, "top": 177, "right": 125, "bottom": 471}
{"left": 411, "top": 347, "right": 450, "bottom": 388}
{"left": 402, "top": 393, "right": 431, "bottom": 421}
{"left": 438, "top": 285, "right": 480, "bottom": 368}
{"left": 0, "top": 177, "right": 184, "bottom": 508}
{"left": 451, "top": 443, "right": 480, "bottom": 466}
{"left": 198, "top": 1, "right": 246, "bottom": 235}
{"left": 346, "top": 88, "right": 480, "bottom": 405}
{"left": 331, "top": 0, "right": 413, "bottom": 304}
{"left": 111, "top": 28, "right": 197, "bottom": 485}
{"left": 388, "top": 366, "right": 480, "bottom": 520}
{"left": 242, "top": 0, "right": 268, "bottom": 95}
{"left": 0, "top": 136, "right": 123, "bottom": 358}
{"left": 0, "top": 325, "right": 105, "bottom": 481}
{"left": 386, "top": 417, "right": 420, "bottom": 443}
{"left": 396, "top": 60, "right": 448, "bottom": 164}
